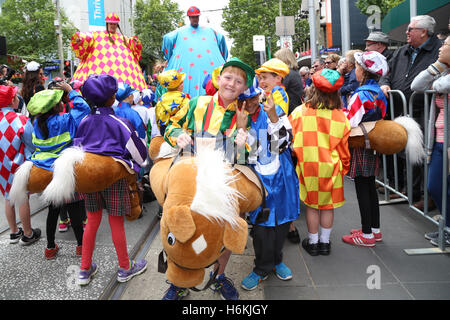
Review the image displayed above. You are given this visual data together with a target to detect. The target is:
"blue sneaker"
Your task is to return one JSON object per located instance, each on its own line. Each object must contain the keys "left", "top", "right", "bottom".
{"left": 162, "top": 283, "right": 189, "bottom": 300}
{"left": 117, "top": 259, "right": 148, "bottom": 283}
{"left": 274, "top": 262, "right": 292, "bottom": 280}
{"left": 78, "top": 263, "right": 98, "bottom": 286}
{"left": 211, "top": 273, "right": 239, "bottom": 300}
{"left": 241, "top": 271, "right": 268, "bottom": 291}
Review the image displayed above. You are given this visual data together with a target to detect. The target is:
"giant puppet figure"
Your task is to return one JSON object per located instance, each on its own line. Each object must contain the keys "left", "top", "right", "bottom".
{"left": 161, "top": 6, "right": 228, "bottom": 97}
{"left": 70, "top": 13, "right": 147, "bottom": 91}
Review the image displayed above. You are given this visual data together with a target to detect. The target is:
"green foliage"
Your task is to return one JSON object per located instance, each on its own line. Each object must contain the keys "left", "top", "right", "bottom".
{"left": 355, "top": 0, "right": 406, "bottom": 18}
{"left": 133, "top": 0, "right": 184, "bottom": 68}
{"left": 0, "top": 0, "right": 76, "bottom": 62}
{"left": 222, "top": 0, "right": 308, "bottom": 69}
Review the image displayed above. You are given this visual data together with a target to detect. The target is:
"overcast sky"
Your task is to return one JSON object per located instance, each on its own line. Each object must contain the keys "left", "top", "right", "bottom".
{"left": 173, "top": 0, "right": 233, "bottom": 50}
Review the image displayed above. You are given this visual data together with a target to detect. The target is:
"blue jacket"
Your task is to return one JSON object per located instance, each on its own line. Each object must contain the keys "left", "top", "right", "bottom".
{"left": 114, "top": 102, "right": 147, "bottom": 139}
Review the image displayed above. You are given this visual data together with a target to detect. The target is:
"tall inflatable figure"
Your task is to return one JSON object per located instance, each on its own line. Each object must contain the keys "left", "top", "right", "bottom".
{"left": 70, "top": 13, "right": 147, "bottom": 91}
{"left": 161, "top": 6, "right": 228, "bottom": 97}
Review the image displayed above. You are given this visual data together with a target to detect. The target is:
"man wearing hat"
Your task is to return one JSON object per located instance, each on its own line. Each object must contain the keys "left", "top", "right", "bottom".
{"left": 161, "top": 6, "right": 228, "bottom": 97}
{"left": 364, "top": 31, "right": 393, "bottom": 62}
{"left": 71, "top": 13, "right": 147, "bottom": 91}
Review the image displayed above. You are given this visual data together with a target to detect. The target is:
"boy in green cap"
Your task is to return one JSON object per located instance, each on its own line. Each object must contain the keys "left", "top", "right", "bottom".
{"left": 14, "top": 82, "right": 91, "bottom": 258}
{"left": 162, "top": 57, "right": 254, "bottom": 301}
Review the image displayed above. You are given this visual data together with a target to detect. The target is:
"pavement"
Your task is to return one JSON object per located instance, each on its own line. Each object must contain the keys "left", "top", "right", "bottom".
{"left": 1, "top": 177, "right": 450, "bottom": 300}
{"left": 121, "top": 177, "right": 450, "bottom": 300}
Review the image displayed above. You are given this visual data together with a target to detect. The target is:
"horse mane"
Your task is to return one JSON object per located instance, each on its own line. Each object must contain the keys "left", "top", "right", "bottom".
{"left": 190, "top": 148, "right": 244, "bottom": 229}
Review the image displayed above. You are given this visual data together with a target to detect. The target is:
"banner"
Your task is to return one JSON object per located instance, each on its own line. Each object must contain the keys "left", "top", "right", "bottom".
{"left": 87, "top": 0, "right": 105, "bottom": 31}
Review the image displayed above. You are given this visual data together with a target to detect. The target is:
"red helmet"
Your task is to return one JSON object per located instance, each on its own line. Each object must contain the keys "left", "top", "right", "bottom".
{"left": 187, "top": 6, "right": 200, "bottom": 17}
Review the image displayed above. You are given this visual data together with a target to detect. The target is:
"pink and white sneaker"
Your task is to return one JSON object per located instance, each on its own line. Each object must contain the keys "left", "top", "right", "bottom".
{"left": 342, "top": 233, "right": 376, "bottom": 247}
{"left": 350, "top": 229, "right": 382, "bottom": 242}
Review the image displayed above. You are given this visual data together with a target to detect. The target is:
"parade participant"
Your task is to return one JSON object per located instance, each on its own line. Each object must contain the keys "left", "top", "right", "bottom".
{"left": 114, "top": 82, "right": 146, "bottom": 140}
{"left": 161, "top": 6, "right": 228, "bottom": 97}
{"left": 26, "top": 83, "right": 90, "bottom": 259}
{"left": 202, "top": 66, "right": 222, "bottom": 96}
{"left": 255, "top": 58, "right": 290, "bottom": 115}
{"left": 155, "top": 69, "right": 190, "bottom": 136}
{"left": 289, "top": 69, "right": 350, "bottom": 256}
{"left": 0, "top": 85, "right": 40, "bottom": 245}
{"left": 239, "top": 79, "right": 300, "bottom": 291}
{"left": 74, "top": 74, "right": 148, "bottom": 286}
{"left": 71, "top": 13, "right": 147, "bottom": 91}
{"left": 341, "top": 52, "right": 389, "bottom": 247}
{"left": 20, "top": 61, "right": 46, "bottom": 105}
{"left": 162, "top": 57, "right": 254, "bottom": 300}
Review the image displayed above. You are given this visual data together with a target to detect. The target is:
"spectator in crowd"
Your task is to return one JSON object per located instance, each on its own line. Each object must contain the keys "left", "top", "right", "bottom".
{"left": 20, "top": 61, "right": 46, "bottom": 106}
{"left": 340, "top": 50, "right": 362, "bottom": 108}
{"left": 436, "top": 29, "right": 449, "bottom": 41}
{"left": 311, "top": 58, "right": 325, "bottom": 74}
{"left": 324, "top": 53, "right": 340, "bottom": 70}
{"left": 274, "top": 48, "right": 303, "bottom": 115}
{"left": 379, "top": 15, "right": 441, "bottom": 209}
{"left": 411, "top": 35, "right": 450, "bottom": 247}
{"left": 300, "top": 66, "right": 312, "bottom": 89}
{"left": 364, "top": 31, "right": 393, "bottom": 62}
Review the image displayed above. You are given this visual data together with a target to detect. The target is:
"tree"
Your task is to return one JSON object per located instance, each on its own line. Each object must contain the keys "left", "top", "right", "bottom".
{"left": 133, "top": 0, "right": 184, "bottom": 70}
{"left": 222, "top": 0, "right": 308, "bottom": 69}
{"left": 356, "top": 0, "right": 406, "bottom": 19}
{"left": 0, "top": 0, "right": 76, "bottom": 63}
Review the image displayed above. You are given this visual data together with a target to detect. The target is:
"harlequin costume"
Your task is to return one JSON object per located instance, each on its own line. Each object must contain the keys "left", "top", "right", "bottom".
{"left": 0, "top": 85, "right": 34, "bottom": 199}
{"left": 289, "top": 69, "right": 350, "bottom": 210}
{"left": 71, "top": 13, "right": 147, "bottom": 91}
{"left": 161, "top": 6, "right": 228, "bottom": 97}
{"left": 255, "top": 59, "right": 290, "bottom": 115}
{"left": 155, "top": 70, "right": 190, "bottom": 136}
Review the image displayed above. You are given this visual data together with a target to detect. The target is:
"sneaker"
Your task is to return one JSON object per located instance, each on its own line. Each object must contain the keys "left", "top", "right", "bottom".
{"left": 302, "top": 238, "right": 319, "bottom": 256}
{"left": 78, "top": 263, "right": 98, "bottom": 286}
{"left": 162, "top": 283, "right": 189, "bottom": 300}
{"left": 45, "top": 244, "right": 59, "bottom": 260}
{"left": 9, "top": 227, "right": 23, "bottom": 244}
{"left": 211, "top": 273, "right": 239, "bottom": 300}
{"left": 424, "top": 231, "right": 439, "bottom": 241}
{"left": 76, "top": 245, "right": 82, "bottom": 257}
{"left": 273, "top": 262, "right": 292, "bottom": 280}
{"left": 350, "top": 228, "right": 382, "bottom": 242}
{"left": 241, "top": 271, "right": 268, "bottom": 291}
{"left": 117, "top": 259, "right": 148, "bottom": 283}
{"left": 287, "top": 227, "right": 301, "bottom": 244}
{"left": 430, "top": 233, "right": 450, "bottom": 247}
{"left": 58, "top": 219, "right": 70, "bottom": 232}
{"left": 342, "top": 233, "right": 375, "bottom": 247}
{"left": 19, "top": 228, "right": 41, "bottom": 246}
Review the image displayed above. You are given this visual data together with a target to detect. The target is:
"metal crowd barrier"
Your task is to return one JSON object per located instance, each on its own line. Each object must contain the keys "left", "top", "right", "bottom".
{"left": 376, "top": 89, "right": 450, "bottom": 255}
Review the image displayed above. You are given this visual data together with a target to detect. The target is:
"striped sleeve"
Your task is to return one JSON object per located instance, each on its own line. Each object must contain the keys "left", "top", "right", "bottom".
{"left": 164, "top": 97, "right": 195, "bottom": 147}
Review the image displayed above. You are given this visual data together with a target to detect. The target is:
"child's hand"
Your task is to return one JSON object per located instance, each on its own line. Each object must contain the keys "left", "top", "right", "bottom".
{"left": 234, "top": 128, "right": 248, "bottom": 148}
{"left": 263, "top": 95, "right": 279, "bottom": 123}
{"left": 176, "top": 133, "right": 192, "bottom": 149}
{"left": 55, "top": 82, "right": 72, "bottom": 93}
{"left": 236, "top": 103, "right": 248, "bottom": 129}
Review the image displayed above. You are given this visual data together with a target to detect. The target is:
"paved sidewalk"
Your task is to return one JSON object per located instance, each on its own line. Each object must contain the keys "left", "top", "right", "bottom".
{"left": 121, "top": 178, "right": 450, "bottom": 300}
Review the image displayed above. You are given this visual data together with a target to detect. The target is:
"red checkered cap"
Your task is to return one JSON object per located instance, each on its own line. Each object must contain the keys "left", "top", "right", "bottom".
{"left": 354, "top": 51, "right": 389, "bottom": 77}
{"left": 187, "top": 6, "right": 200, "bottom": 16}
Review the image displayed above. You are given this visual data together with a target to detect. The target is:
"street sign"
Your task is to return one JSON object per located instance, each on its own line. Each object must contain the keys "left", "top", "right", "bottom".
{"left": 280, "top": 36, "right": 293, "bottom": 52}
{"left": 275, "top": 16, "right": 295, "bottom": 36}
{"left": 253, "top": 35, "right": 266, "bottom": 52}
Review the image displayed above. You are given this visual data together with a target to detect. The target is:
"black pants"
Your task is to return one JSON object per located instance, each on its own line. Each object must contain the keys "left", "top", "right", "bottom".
{"left": 354, "top": 176, "right": 380, "bottom": 234}
{"left": 46, "top": 200, "right": 85, "bottom": 248}
{"left": 252, "top": 222, "right": 290, "bottom": 277}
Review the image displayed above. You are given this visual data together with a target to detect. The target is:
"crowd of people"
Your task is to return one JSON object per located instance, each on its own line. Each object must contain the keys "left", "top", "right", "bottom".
{"left": 0, "top": 9, "right": 449, "bottom": 301}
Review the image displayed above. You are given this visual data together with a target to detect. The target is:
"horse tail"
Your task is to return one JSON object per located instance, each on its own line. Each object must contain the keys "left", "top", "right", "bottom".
{"left": 394, "top": 116, "right": 426, "bottom": 165}
{"left": 9, "top": 161, "right": 34, "bottom": 206}
{"left": 42, "top": 146, "right": 85, "bottom": 205}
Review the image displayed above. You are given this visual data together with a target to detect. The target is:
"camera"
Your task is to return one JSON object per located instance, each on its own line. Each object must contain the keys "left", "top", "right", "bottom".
{"left": 0, "top": 65, "right": 15, "bottom": 85}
